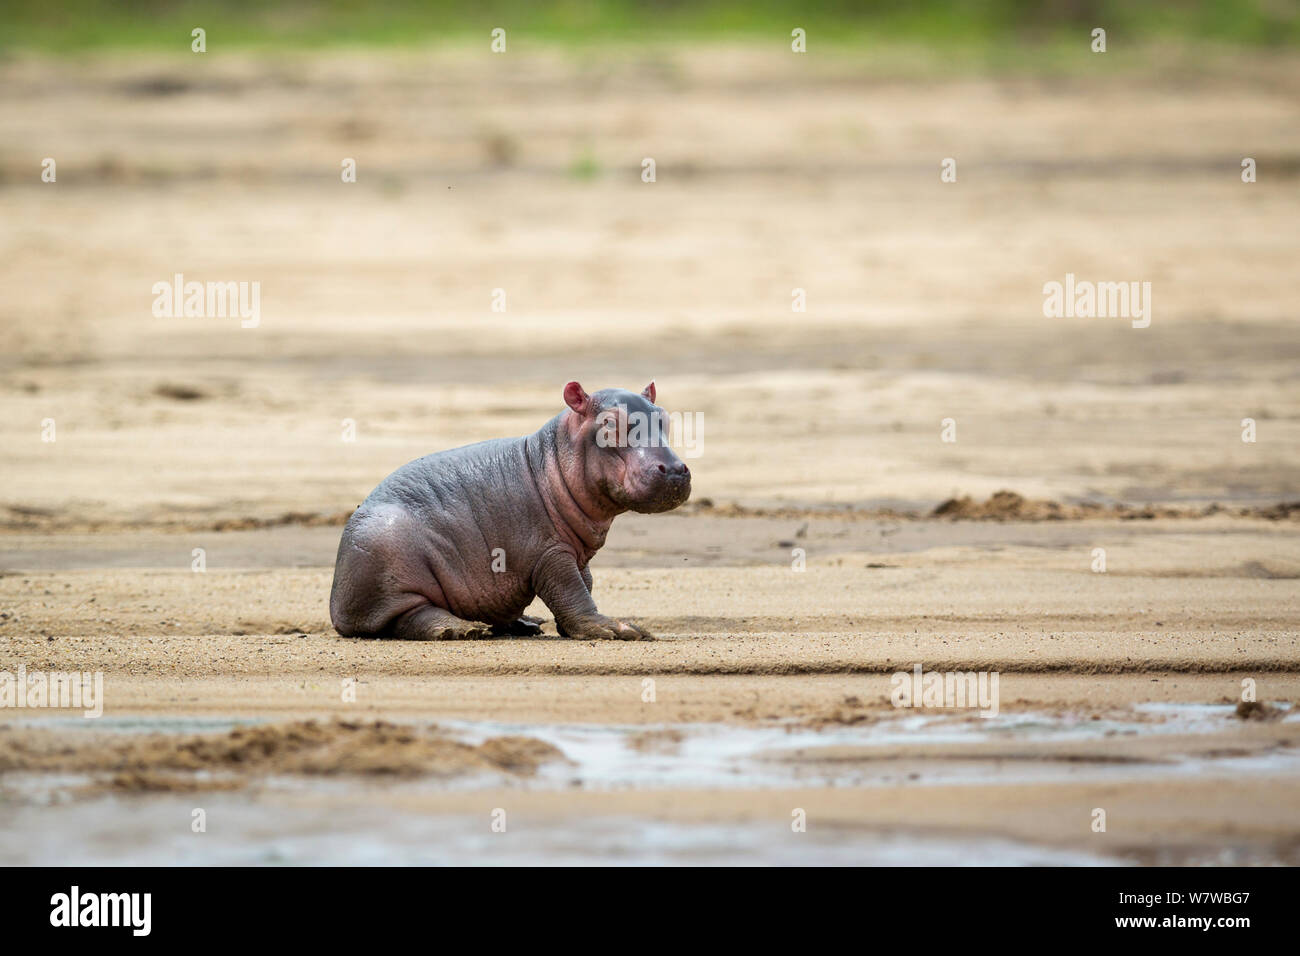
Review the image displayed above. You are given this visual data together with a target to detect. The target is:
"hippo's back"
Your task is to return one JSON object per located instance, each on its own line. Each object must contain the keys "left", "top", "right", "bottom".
{"left": 360, "top": 437, "right": 527, "bottom": 517}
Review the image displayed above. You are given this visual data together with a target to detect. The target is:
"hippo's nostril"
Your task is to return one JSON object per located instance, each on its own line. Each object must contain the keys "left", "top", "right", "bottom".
{"left": 656, "top": 460, "right": 689, "bottom": 481}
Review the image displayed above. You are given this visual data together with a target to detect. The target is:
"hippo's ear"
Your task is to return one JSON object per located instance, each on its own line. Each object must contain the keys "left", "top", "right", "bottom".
{"left": 640, "top": 381, "right": 656, "bottom": 404}
{"left": 563, "top": 381, "right": 591, "bottom": 415}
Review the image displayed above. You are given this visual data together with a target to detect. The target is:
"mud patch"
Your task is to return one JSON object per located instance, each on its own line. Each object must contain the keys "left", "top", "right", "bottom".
{"left": 931, "top": 490, "right": 1300, "bottom": 522}
{"left": 1235, "top": 700, "right": 1288, "bottom": 722}
{"left": 626, "top": 728, "right": 685, "bottom": 754}
{"left": 102, "top": 770, "right": 246, "bottom": 794}
{"left": 6, "top": 492, "right": 1297, "bottom": 535}
{"left": 153, "top": 383, "right": 208, "bottom": 402}
{"left": 0, "top": 507, "right": 355, "bottom": 534}
{"left": 802, "top": 695, "right": 886, "bottom": 729}
{"left": 683, "top": 492, "right": 1300, "bottom": 525}
{"left": 0, "top": 719, "right": 568, "bottom": 791}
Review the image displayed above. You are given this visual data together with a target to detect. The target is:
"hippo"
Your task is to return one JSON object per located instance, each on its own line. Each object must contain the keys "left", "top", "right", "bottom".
{"left": 329, "top": 381, "right": 690, "bottom": 641}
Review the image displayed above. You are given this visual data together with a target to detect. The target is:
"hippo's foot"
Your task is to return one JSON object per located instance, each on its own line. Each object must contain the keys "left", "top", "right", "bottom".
{"left": 392, "top": 604, "right": 491, "bottom": 641}
{"left": 490, "top": 616, "right": 545, "bottom": 637}
{"left": 558, "top": 614, "right": 656, "bottom": 642}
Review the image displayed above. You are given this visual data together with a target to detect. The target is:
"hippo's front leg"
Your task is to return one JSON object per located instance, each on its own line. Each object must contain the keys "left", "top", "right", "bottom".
{"left": 533, "top": 549, "right": 654, "bottom": 641}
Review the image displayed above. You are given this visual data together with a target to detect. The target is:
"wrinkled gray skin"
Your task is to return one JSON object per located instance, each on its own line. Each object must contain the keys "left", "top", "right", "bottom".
{"left": 330, "top": 381, "right": 690, "bottom": 641}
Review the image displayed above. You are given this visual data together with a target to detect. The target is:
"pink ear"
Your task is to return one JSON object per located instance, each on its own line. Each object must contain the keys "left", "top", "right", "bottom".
{"left": 640, "top": 381, "right": 656, "bottom": 404}
{"left": 563, "top": 381, "right": 590, "bottom": 414}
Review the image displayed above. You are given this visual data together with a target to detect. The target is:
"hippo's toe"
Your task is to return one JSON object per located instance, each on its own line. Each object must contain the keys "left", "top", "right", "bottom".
{"left": 559, "top": 614, "right": 656, "bottom": 642}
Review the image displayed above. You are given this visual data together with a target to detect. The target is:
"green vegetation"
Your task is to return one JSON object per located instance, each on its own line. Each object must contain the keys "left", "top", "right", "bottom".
{"left": 2, "top": 1, "right": 1297, "bottom": 52}
{"left": 568, "top": 147, "right": 601, "bottom": 181}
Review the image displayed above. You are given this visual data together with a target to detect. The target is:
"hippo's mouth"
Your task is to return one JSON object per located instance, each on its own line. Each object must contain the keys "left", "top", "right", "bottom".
{"left": 624, "top": 474, "right": 691, "bottom": 514}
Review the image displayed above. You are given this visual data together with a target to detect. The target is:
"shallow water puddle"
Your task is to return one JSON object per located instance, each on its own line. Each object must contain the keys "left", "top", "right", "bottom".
{"left": 0, "top": 794, "right": 1120, "bottom": 866}
{"left": 7, "top": 704, "right": 1298, "bottom": 795}
{"left": 4, "top": 706, "right": 1296, "bottom": 865}
{"left": 436, "top": 706, "right": 1300, "bottom": 791}
{"left": 12, "top": 715, "right": 267, "bottom": 735}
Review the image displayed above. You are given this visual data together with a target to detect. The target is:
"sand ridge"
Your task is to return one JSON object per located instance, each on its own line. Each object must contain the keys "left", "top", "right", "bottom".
{"left": 0, "top": 718, "right": 567, "bottom": 788}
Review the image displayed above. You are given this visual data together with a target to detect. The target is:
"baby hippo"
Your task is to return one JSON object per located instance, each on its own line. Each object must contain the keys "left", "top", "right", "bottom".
{"left": 330, "top": 381, "right": 690, "bottom": 641}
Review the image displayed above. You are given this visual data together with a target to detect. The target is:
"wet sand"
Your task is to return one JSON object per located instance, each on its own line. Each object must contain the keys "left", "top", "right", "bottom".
{"left": 2, "top": 516, "right": 1297, "bottom": 863}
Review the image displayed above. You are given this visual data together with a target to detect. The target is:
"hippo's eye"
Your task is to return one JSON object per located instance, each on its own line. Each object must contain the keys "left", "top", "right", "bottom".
{"left": 595, "top": 417, "right": 622, "bottom": 449}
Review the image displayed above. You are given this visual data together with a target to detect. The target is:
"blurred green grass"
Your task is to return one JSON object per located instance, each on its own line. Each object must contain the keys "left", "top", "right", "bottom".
{"left": 3, "top": 0, "right": 1298, "bottom": 52}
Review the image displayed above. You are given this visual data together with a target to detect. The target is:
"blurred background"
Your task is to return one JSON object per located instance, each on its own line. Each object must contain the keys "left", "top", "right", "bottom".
{"left": 6, "top": 1, "right": 1300, "bottom": 50}
{"left": 2, "top": 1, "right": 1298, "bottom": 531}
{"left": 2, "top": 1, "right": 1300, "bottom": 870}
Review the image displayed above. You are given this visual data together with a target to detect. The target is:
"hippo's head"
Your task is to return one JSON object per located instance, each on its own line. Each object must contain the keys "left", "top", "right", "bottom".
{"left": 563, "top": 380, "right": 691, "bottom": 514}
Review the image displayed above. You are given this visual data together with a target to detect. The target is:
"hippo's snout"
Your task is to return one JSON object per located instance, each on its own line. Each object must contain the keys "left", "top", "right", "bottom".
{"left": 663, "top": 464, "right": 692, "bottom": 507}
{"left": 634, "top": 458, "right": 691, "bottom": 513}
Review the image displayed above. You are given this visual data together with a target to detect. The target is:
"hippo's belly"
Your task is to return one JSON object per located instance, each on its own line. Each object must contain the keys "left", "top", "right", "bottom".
{"left": 364, "top": 504, "right": 537, "bottom": 625}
